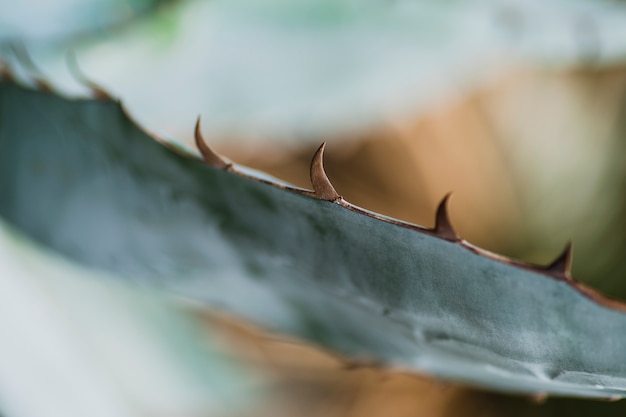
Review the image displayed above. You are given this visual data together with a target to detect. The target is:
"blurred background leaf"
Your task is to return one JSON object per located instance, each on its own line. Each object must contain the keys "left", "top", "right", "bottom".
{"left": 0, "top": 219, "right": 255, "bottom": 417}
{"left": 6, "top": 0, "right": 626, "bottom": 140}
{"left": 0, "top": 0, "right": 170, "bottom": 44}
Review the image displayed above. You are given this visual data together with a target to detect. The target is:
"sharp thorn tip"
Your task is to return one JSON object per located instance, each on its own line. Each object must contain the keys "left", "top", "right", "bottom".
{"left": 310, "top": 142, "right": 340, "bottom": 201}
{"left": 434, "top": 193, "right": 459, "bottom": 241}
{"left": 194, "top": 118, "right": 231, "bottom": 170}
{"left": 546, "top": 241, "right": 573, "bottom": 279}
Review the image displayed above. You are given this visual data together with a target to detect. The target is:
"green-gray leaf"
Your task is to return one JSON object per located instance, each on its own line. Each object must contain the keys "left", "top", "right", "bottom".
{"left": 2, "top": 78, "right": 626, "bottom": 400}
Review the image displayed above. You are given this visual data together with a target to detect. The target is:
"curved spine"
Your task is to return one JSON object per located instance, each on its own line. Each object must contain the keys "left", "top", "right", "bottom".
{"left": 309, "top": 142, "right": 341, "bottom": 202}
{"left": 433, "top": 193, "right": 459, "bottom": 242}
{"left": 194, "top": 118, "right": 233, "bottom": 170}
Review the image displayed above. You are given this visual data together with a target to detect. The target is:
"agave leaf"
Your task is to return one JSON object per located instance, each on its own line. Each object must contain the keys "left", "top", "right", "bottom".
{"left": 2, "top": 77, "right": 626, "bottom": 400}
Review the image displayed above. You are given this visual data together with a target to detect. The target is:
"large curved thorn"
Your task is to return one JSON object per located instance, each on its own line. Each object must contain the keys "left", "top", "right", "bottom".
{"left": 194, "top": 117, "right": 231, "bottom": 170}
{"left": 434, "top": 193, "right": 459, "bottom": 241}
{"left": 545, "top": 241, "right": 573, "bottom": 280}
{"left": 310, "top": 142, "right": 340, "bottom": 201}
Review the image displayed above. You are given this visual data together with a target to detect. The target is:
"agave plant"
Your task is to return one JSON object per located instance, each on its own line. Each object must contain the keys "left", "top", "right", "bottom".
{"left": 4, "top": 1, "right": 626, "bottom": 415}
{"left": 3, "top": 60, "right": 626, "bottom": 409}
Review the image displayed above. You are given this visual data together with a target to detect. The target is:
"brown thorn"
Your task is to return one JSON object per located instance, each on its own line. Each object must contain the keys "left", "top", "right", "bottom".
{"left": 310, "top": 142, "right": 340, "bottom": 202}
{"left": 88, "top": 86, "right": 112, "bottom": 101}
{"left": 545, "top": 241, "right": 573, "bottom": 280}
{"left": 194, "top": 117, "right": 231, "bottom": 170}
{"left": 0, "top": 66, "right": 13, "bottom": 82}
{"left": 66, "top": 51, "right": 113, "bottom": 100}
{"left": 434, "top": 193, "right": 459, "bottom": 241}
{"left": 34, "top": 79, "right": 53, "bottom": 92}
{"left": 0, "top": 58, "right": 15, "bottom": 82}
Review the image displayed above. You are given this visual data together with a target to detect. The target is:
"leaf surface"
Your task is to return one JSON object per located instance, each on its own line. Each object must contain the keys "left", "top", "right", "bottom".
{"left": 1, "top": 78, "right": 626, "bottom": 399}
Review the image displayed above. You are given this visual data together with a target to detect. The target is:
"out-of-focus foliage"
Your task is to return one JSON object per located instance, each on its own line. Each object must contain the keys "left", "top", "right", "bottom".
{"left": 15, "top": 0, "right": 626, "bottom": 141}
{"left": 0, "top": 0, "right": 165, "bottom": 44}
{"left": 0, "top": 220, "right": 253, "bottom": 417}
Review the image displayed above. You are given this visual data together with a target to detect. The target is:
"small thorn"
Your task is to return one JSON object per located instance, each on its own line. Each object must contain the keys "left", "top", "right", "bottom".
{"left": 434, "top": 193, "right": 459, "bottom": 241}
{"left": 0, "top": 59, "right": 14, "bottom": 82}
{"left": 546, "top": 241, "right": 573, "bottom": 280}
{"left": 0, "top": 66, "right": 13, "bottom": 82}
{"left": 34, "top": 79, "right": 53, "bottom": 92}
{"left": 88, "top": 86, "right": 111, "bottom": 101}
{"left": 66, "top": 51, "right": 113, "bottom": 100}
{"left": 194, "top": 117, "right": 231, "bottom": 170}
{"left": 310, "top": 142, "right": 340, "bottom": 201}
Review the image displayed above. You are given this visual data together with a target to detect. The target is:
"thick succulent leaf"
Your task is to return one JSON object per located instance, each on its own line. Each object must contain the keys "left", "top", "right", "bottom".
{"left": 0, "top": 210, "right": 251, "bottom": 415}
{"left": 31, "top": 0, "right": 626, "bottom": 140}
{"left": 2, "top": 78, "right": 626, "bottom": 400}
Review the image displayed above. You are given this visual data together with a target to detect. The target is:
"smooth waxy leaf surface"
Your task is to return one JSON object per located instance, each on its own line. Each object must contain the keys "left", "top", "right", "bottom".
{"left": 1, "top": 79, "right": 626, "bottom": 400}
